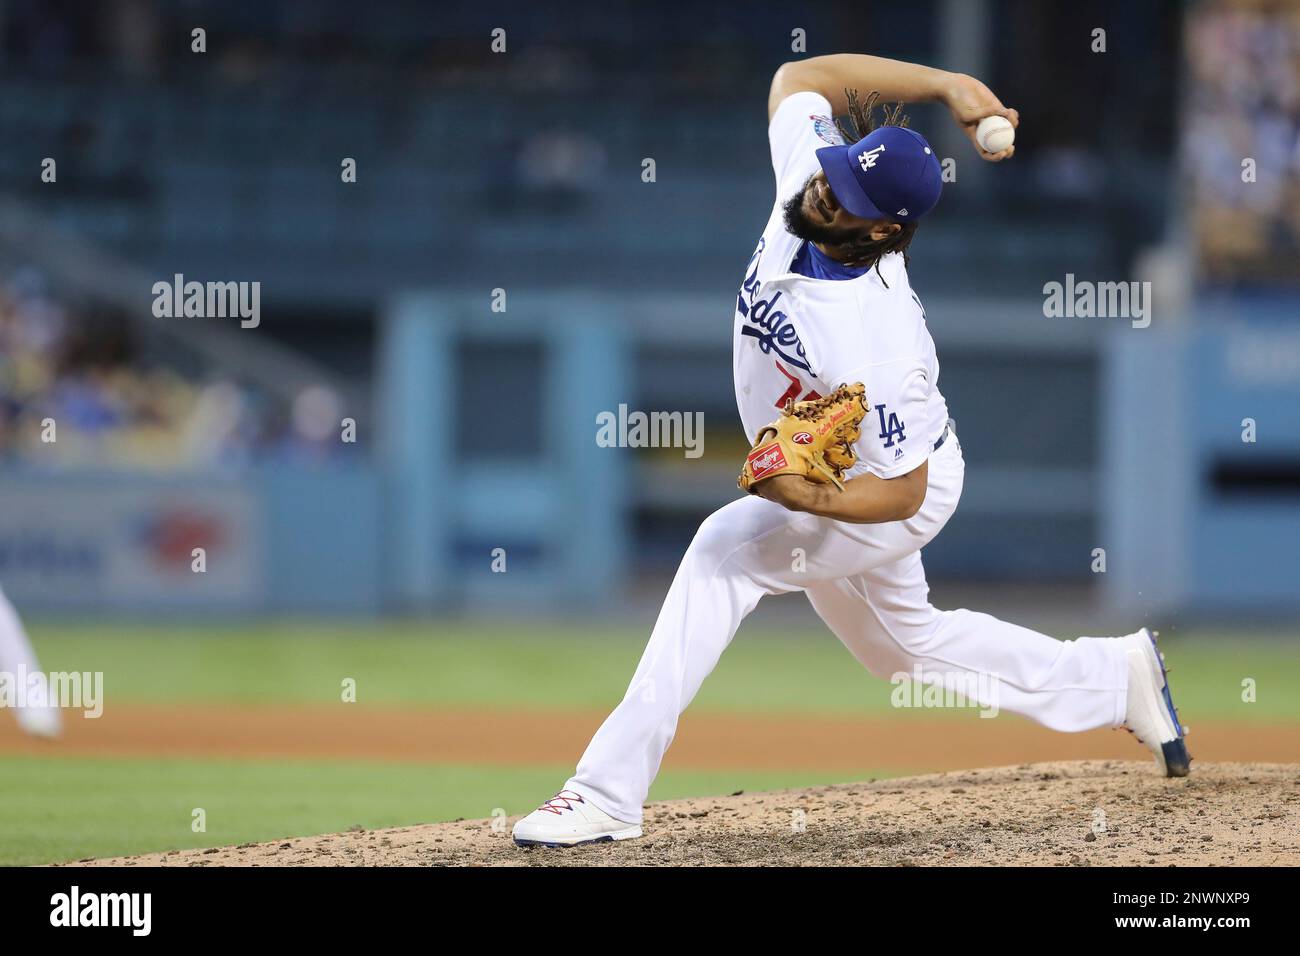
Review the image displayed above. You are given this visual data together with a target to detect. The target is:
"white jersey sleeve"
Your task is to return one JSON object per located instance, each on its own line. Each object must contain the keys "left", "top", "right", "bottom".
{"left": 769, "top": 91, "right": 843, "bottom": 201}
{"left": 834, "top": 357, "right": 935, "bottom": 480}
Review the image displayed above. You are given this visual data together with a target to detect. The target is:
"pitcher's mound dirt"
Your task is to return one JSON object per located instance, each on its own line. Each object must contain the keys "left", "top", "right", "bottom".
{"left": 73, "top": 761, "right": 1299, "bottom": 867}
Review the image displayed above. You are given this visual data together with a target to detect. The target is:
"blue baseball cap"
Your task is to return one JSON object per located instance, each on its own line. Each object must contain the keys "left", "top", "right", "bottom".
{"left": 815, "top": 126, "right": 943, "bottom": 223}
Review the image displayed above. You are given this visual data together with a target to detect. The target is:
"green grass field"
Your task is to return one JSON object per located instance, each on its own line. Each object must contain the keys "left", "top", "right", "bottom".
{"left": 0, "top": 755, "right": 844, "bottom": 867}
{"left": 2, "top": 620, "right": 1297, "bottom": 865}
{"left": 21, "top": 619, "right": 1300, "bottom": 718}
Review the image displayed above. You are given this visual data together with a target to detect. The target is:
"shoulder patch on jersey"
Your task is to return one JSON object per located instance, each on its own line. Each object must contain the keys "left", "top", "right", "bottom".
{"left": 811, "top": 115, "right": 843, "bottom": 145}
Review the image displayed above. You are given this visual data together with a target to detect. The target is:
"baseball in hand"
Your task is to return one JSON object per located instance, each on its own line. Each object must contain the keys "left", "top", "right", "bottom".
{"left": 975, "top": 115, "right": 1015, "bottom": 153}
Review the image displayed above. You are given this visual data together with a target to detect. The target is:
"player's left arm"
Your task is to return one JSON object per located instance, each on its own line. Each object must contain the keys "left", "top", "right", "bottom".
{"left": 755, "top": 350, "right": 933, "bottom": 522}
{"left": 755, "top": 462, "right": 928, "bottom": 523}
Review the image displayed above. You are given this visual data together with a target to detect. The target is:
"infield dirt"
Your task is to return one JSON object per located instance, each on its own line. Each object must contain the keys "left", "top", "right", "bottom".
{"left": 71, "top": 760, "right": 1299, "bottom": 866}
{"left": 3, "top": 703, "right": 1296, "bottom": 769}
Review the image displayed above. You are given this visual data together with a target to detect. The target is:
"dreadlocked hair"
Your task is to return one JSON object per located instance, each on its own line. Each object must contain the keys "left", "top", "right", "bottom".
{"left": 829, "top": 88, "right": 919, "bottom": 284}
{"left": 834, "top": 88, "right": 912, "bottom": 141}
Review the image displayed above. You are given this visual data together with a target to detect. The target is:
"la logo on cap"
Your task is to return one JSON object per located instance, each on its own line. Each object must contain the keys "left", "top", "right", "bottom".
{"left": 857, "top": 144, "right": 886, "bottom": 171}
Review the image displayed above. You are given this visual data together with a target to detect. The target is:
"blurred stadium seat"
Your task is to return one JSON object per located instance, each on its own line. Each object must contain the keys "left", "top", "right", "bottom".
{"left": 0, "top": 0, "right": 1293, "bottom": 618}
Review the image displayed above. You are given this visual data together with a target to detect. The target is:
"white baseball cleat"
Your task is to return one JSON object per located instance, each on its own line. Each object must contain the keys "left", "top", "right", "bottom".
{"left": 512, "top": 790, "right": 642, "bottom": 847}
{"left": 1122, "top": 628, "right": 1190, "bottom": 777}
{"left": 14, "top": 704, "right": 63, "bottom": 739}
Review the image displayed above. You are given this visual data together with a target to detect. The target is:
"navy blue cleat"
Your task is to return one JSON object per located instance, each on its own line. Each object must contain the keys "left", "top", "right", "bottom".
{"left": 1122, "top": 628, "right": 1191, "bottom": 777}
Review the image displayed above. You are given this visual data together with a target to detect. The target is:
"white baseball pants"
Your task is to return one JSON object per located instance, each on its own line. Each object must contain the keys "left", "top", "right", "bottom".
{"left": 0, "top": 583, "right": 57, "bottom": 714}
{"left": 567, "top": 432, "right": 1130, "bottom": 824}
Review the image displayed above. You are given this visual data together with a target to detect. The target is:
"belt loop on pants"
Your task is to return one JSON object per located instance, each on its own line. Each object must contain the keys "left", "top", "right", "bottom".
{"left": 933, "top": 420, "right": 954, "bottom": 452}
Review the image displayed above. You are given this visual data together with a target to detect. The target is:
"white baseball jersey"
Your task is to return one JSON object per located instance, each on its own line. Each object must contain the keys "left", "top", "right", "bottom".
{"left": 564, "top": 98, "right": 1137, "bottom": 828}
{"left": 733, "top": 91, "right": 950, "bottom": 480}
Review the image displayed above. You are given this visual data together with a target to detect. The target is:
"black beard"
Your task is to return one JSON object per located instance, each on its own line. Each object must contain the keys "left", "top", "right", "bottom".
{"left": 781, "top": 177, "right": 861, "bottom": 246}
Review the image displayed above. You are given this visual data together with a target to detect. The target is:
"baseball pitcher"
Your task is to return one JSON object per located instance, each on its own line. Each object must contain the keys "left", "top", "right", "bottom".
{"left": 513, "top": 53, "right": 1189, "bottom": 847}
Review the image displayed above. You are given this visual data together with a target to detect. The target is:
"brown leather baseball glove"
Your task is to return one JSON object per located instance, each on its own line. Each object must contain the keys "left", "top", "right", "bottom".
{"left": 737, "top": 383, "right": 868, "bottom": 493}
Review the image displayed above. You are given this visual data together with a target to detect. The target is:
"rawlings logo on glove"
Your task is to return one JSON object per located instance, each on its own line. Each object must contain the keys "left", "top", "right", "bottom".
{"left": 737, "top": 383, "right": 868, "bottom": 493}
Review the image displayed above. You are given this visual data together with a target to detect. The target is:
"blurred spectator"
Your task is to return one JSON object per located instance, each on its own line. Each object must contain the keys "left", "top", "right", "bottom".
{"left": 0, "top": 268, "right": 343, "bottom": 471}
{"left": 1184, "top": 0, "right": 1300, "bottom": 284}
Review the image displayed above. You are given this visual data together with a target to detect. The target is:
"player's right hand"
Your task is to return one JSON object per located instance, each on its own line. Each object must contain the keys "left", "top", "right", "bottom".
{"left": 942, "top": 72, "right": 1018, "bottom": 162}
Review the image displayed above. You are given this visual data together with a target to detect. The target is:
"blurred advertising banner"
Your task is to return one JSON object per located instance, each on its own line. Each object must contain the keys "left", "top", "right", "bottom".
{"left": 0, "top": 479, "right": 264, "bottom": 609}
